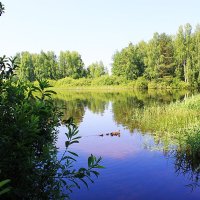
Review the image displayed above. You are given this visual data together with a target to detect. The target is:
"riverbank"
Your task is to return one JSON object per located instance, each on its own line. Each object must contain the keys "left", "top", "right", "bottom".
{"left": 132, "top": 94, "right": 200, "bottom": 149}
{"left": 44, "top": 76, "right": 191, "bottom": 90}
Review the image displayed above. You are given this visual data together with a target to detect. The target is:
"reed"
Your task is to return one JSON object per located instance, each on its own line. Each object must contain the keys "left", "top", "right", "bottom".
{"left": 132, "top": 95, "right": 200, "bottom": 148}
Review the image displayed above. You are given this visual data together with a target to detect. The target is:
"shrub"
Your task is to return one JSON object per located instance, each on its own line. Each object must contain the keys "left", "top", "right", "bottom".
{"left": 134, "top": 77, "right": 148, "bottom": 89}
{"left": 0, "top": 57, "right": 103, "bottom": 199}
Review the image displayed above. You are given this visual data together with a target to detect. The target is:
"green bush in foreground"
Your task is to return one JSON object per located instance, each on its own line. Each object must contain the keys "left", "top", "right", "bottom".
{"left": 0, "top": 56, "right": 103, "bottom": 199}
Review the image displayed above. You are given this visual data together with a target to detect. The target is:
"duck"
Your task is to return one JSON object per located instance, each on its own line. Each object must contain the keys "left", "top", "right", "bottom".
{"left": 110, "top": 130, "right": 120, "bottom": 136}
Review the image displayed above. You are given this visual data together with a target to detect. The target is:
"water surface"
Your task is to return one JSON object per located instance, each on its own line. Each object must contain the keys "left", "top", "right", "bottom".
{"left": 55, "top": 90, "right": 200, "bottom": 200}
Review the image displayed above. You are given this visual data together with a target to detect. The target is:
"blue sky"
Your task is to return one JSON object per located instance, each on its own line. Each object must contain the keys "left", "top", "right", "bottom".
{"left": 0, "top": 0, "right": 200, "bottom": 71}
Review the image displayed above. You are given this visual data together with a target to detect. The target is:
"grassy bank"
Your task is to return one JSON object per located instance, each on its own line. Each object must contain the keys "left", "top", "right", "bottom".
{"left": 41, "top": 75, "right": 190, "bottom": 90}
{"left": 132, "top": 95, "right": 200, "bottom": 149}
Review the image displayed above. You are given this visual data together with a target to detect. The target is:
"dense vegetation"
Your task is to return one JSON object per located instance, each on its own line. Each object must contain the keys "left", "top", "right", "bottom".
{"left": 0, "top": 4, "right": 103, "bottom": 199}
{"left": 0, "top": 56, "right": 104, "bottom": 199}
{"left": 112, "top": 24, "right": 200, "bottom": 89}
{"left": 15, "top": 51, "right": 108, "bottom": 81}
{"left": 14, "top": 23, "right": 200, "bottom": 89}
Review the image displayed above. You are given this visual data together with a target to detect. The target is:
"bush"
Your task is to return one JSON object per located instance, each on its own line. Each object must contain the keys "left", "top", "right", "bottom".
{"left": 172, "top": 79, "right": 189, "bottom": 89}
{"left": 91, "top": 75, "right": 114, "bottom": 85}
{"left": 134, "top": 77, "right": 148, "bottom": 89}
{"left": 72, "top": 77, "right": 92, "bottom": 86}
{"left": 148, "top": 80, "right": 157, "bottom": 89}
{"left": 127, "top": 80, "right": 136, "bottom": 88}
{"left": 55, "top": 77, "right": 75, "bottom": 86}
{"left": 0, "top": 57, "right": 103, "bottom": 199}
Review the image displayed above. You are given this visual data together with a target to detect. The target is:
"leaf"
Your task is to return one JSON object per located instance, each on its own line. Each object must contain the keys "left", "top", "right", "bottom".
{"left": 71, "top": 180, "right": 80, "bottom": 189}
{"left": 45, "top": 90, "right": 57, "bottom": 94}
{"left": 0, "top": 188, "right": 11, "bottom": 196}
{"left": 0, "top": 179, "right": 10, "bottom": 187}
{"left": 96, "top": 165, "right": 105, "bottom": 169}
{"left": 69, "top": 141, "right": 79, "bottom": 145}
{"left": 68, "top": 151, "right": 78, "bottom": 157}
{"left": 74, "top": 172, "right": 85, "bottom": 179}
{"left": 72, "top": 136, "right": 81, "bottom": 141}
{"left": 79, "top": 168, "right": 86, "bottom": 172}
{"left": 91, "top": 171, "right": 100, "bottom": 177}
{"left": 79, "top": 178, "right": 88, "bottom": 188}
{"left": 61, "top": 179, "right": 67, "bottom": 186}
{"left": 65, "top": 141, "right": 70, "bottom": 147}
{"left": 63, "top": 156, "right": 76, "bottom": 162}
{"left": 88, "top": 155, "right": 93, "bottom": 167}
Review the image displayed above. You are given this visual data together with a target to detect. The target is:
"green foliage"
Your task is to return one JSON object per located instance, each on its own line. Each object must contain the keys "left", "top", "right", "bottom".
{"left": 144, "top": 33, "right": 175, "bottom": 80}
{"left": 50, "top": 75, "right": 190, "bottom": 90}
{"left": 130, "top": 95, "right": 200, "bottom": 148}
{"left": 187, "top": 127, "right": 200, "bottom": 154}
{"left": 55, "top": 77, "right": 92, "bottom": 87}
{"left": 0, "top": 56, "right": 103, "bottom": 199}
{"left": 0, "top": 56, "right": 18, "bottom": 80}
{"left": 59, "top": 51, "right": 85, "bottom": 79}
{"left": 112, "top": 43, "right": 145, "bottom": 80}
{"left": 51, "top": 75, "right": 130, "bottom": 88}
{"left": 91, "top": 75, "right": 129, "bottom": 86}
{"left": 147, "top": 78, "right": 189, "bottom": 89}
{"left": 110, "top": 23, "right": 200, "bottom": 89}
{"left": 16, "top": 50, "right": 86, "bottom": 81}
{"left": 0, "top": 180, "right": 11, "bottom": 196}
{"left": 87, "top": 61, "right": 108, "bottom": 78}
{"left": 9, "top": 23, "right": 200, "bottom": 89}
{"left": 170, "top": 126, "right": 200, "bottom": 189}
{"left": 134, "top": 77, "right": 148, "bottom": 89}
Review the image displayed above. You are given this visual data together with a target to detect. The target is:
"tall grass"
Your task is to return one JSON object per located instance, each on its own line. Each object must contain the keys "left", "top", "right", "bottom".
{"left": 132, "top": 95, "right": 200, "bottom": 147}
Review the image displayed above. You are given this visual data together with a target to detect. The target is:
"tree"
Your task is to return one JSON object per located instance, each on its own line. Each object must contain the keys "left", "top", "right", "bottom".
{"left": 33, "top": 51, "right": 58, "bottom": 80}
{"left": 17, "top": 51, "right": 35, "bottom": 81}
{"left": 191, "top": 24, "right": 200, "bottom": 86}
{"left": 0, "top": 2, "right": 4, "bottom": 16}
{"left": 174, "top": 23, "right": 193, "bottom": 83}
{"left": 59, "top": 51, "right": 85, "bottom": 79}
{"left": 112, "top": 43, "right": 145, "bottom": 80}
{"left": 144, "top": 33, "right": 175, "bottom": 80}
{"left": 87, "top": 61, "right": 107, "bottom": 78}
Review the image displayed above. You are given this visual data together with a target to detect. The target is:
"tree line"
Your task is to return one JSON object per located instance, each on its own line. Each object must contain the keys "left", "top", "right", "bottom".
{"left": 112, "top": 23, "right": 200, "bottom": 87}
{"left": 15, "top": 23, "right": 200, "bottom": 88}
{"left": 16, "top": 51, "right": 108, "bottom": 81}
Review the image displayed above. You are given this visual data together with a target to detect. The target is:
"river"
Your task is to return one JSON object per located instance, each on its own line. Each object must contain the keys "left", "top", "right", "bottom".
{"left": 55, "top": 90, "right": 200, "bottom": 200}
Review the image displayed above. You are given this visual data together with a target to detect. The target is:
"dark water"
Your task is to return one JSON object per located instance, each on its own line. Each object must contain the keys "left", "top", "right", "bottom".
{"left": 55, "top": 90, "right": 200, "bottom": 200}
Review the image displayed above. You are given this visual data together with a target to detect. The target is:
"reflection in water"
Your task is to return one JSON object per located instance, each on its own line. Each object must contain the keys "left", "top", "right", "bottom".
{"left": 55, "top": 98, "right": 87, "bottom": 124}
{"left": 171, "top": 147, "right": 200, "bottom": 190}
{"left": 54, "top": 89, "right": 200, "bottom": 199}
{"left": 55, "top": 89, "right": 187, "bottom": 125}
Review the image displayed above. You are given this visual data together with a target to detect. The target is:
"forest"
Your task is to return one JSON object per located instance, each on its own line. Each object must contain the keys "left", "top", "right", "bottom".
{"left": 15, "top": 23, "right": 200, "bottom": 89}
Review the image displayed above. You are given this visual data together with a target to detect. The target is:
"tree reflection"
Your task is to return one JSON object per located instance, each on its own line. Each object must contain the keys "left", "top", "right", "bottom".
{"left": 55, "top": 89, "right": 187, "bottom": 129}
{"left": 53, "top": 89, "right": 200, "bottom": 191}
{"left": 55, "top": 98, "right": 87, "bottom": 124}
